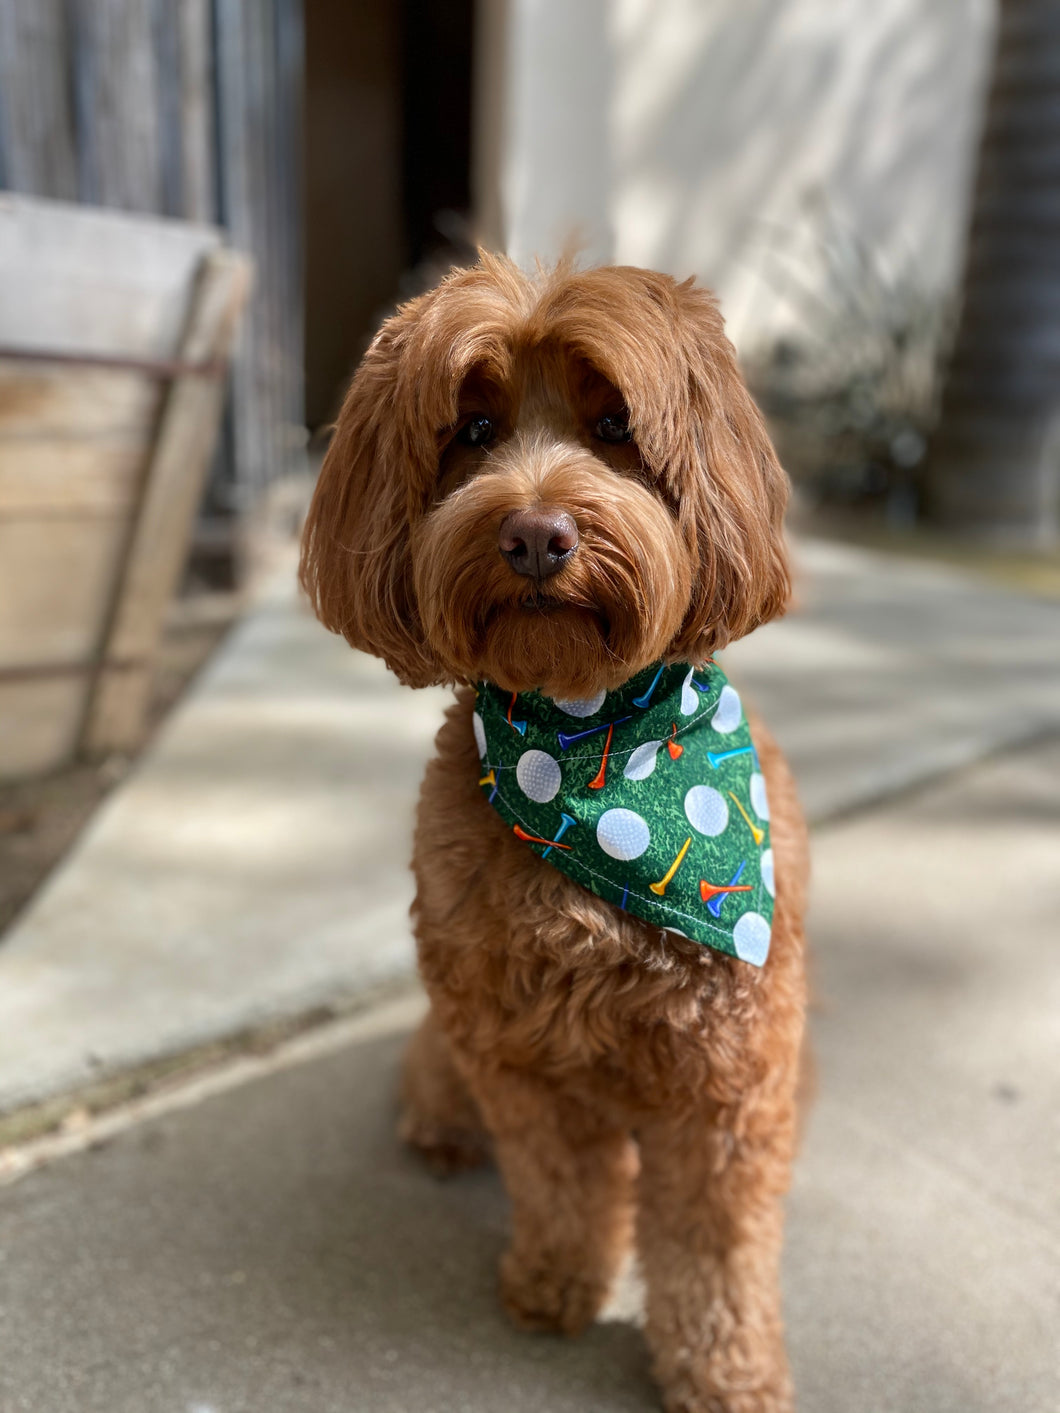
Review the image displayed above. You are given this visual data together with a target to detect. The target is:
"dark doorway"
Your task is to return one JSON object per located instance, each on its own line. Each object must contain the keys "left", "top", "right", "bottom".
{"left": 303, "top": 0, "right": 475, "bottom": 433}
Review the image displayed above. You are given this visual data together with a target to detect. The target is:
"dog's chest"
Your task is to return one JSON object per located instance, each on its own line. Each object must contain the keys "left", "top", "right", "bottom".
{"left": 475, "top": 933, "right": 748, "bottom": 1106}
{"left": 414, "top": 690, "right": 764, "bottom": 1105}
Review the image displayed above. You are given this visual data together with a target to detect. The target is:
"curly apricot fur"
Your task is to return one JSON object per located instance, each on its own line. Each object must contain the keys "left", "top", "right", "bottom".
{"left": 301, "top": 256, "right": 808, "bottom": 1413}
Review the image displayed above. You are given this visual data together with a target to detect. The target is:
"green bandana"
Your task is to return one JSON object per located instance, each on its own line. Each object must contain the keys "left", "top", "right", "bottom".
{"left": 474, "top": 661, "right": 774, "bottom": 965}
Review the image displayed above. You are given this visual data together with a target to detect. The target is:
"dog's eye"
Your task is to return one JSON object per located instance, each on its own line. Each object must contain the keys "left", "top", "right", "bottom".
{"left": 595, "top": 411, "right": 632, "bottom": 444}
{"left": 458, "top": 415, "right": 494, "bottom": 447}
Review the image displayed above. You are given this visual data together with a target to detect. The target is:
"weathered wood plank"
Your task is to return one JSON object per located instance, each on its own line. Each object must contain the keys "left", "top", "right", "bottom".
{"left": 0, "top": 194, "right": 222, "bottom": 356}
{"left": 75, "top": 0, "right": 163, "bottom": 211}
{"left": 0, "top": 679, "right": 86, "bottom": 780}
{"left": 0, "top": 515, "right": 132, "bottom": 667}
{"left": 85, "top": 248, "right": 251, "bottom": 754}
{"left": 0, "top": 196, "right": 233, "bottom": 778}
{"left": 177, "top": 0, "right": 215, "bottom": 224}
{"left": 0, "top": 445, "right": 150, "bottom": 514}
{"left": 0, "top": 364, "right": 161, "bottom": 436}
{"left": 0, "top": 366, "right": 158, "bottom": 513}
{"left": 211, "top": 0, "right": 303, "bottom": 514}
{"left": 0, "top": 3, "right": 303, "bottom": 528}
{"left": 0, "top": 0, "right": 79, "bottom": 200}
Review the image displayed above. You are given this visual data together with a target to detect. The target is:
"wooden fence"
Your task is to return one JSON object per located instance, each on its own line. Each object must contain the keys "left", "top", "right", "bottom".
{"left": 0, "top": 0, "right": 304, "bottom": 568}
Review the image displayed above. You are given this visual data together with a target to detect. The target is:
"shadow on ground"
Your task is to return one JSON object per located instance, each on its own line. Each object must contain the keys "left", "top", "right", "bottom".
{"left": 0, "top": 1017, "right": 657, "bottom": 1413}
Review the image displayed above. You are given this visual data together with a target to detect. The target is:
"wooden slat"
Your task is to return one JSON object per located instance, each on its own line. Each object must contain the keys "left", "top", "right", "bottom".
{"left": 212, "top": 0, "right": 304, "bottom": 512}
{"left": 0, "top": 6, "right": 303, "bottom": 528}
{"left": 214, "top": 1, "right": 266, "bottom": 497}
{"left": 0, "top": 197, "right": 235, "bottom": 778}
{"left": 0, "top": 515, "right": 132, "bottom": 667}
{"left": 84, "top": 249, "right": 252, "bottom": 754}
{"left": 0, "top": 0, "right": 79, "bottom": 200}
{"left": 76, "top": 0, "right": 163, "bottom": 212}
{"left": 152, "top": 0, "right": 184, "bottom": 217}
{"left": 0, "top": 364, "right": 160, "bottom": 435}
{"left": 0, "top": 445, "right": 150, "bottom": 515}
{"left": 0, "top": 679, "right": 86, "bottom": 780}
{"left": 177, "top": 0, "right": 215, "bottom": 224}
{"left": 0, "top": 359, "right": 164, "bottom": 517}
{"left": 0, "top": 193, "right": 222, "bottom": 357}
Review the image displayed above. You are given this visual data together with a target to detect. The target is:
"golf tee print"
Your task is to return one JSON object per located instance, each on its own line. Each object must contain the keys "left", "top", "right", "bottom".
{"left": 475, "top": 661, "right": 774, "bottom": 965}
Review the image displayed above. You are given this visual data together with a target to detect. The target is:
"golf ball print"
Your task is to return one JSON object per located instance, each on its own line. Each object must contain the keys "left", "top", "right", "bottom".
{"left": 733, "top": 911, "right": 771, "bottom": 965}
{"left": 760, "top": 848, "right": 775, "bottom": 898}
{"left": 624, "top": 739, "right": 664, "bottom": 781}
{"left": 476, "top": 662, "right": 774, "bottom": 965}
{"left": 472, "top": 711, "right": 487, "bottom": 761}
{"left": 680, "top": 667, "right": 699, "bottom": 716}
{"left": 516, "top": 749, "right": 562, "bottom": 803}
{"left": 596, "top": 808, "right": 650, "bottom": 861}
{"left": 749, "top": 772, "right": 769, "bottom": 820}
{"left": 551, "top": 689, "right": 607, "bottom": 718}
{"left": 711, "top": 685, "right": 742, "bottom": 734}
{"left": 684, "top": 785, "right": 729, "bottom": 836}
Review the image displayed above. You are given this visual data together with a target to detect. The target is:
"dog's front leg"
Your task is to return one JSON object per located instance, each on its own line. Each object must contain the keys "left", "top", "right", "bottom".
{"left": 471, "top": 1067, "right": 636, "bottom": 1336}
{"left": 636, "top": 1102, "right": 795, "bottom": 1413}
{"left": 399, "top": 1007, "right": 491, "bottom": 1175}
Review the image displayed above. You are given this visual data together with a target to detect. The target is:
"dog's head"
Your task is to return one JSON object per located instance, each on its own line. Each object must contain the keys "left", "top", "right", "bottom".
{"left": 300, "top": 256, "right": 790, "bottom": 698}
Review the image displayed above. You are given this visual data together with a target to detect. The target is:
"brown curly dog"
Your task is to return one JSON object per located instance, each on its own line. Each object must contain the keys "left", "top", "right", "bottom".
{"left": 300, "top": 255, "right": 808, "bottom": 1413}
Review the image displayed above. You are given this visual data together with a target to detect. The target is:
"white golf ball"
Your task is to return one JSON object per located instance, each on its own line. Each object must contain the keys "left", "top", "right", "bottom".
{"left": 760, "top": 848, "right": 775, "bottom": 898}
{"left": 749, "top": 772, "right": 770, "bottom": 820}
{"left": 516, "top": 749, "right": 562, "bottom": 803}
{"left": 596, "top": 808, "right": 650, "bottom": 861}
{"left": 684, "top": 785, "right": 729, "bottom": 837}
{"left": 624, "top": 740, "right": 664, "bottom": 781}
{"left": 711, "top": 685, "right": 742, "bottom": 734}
{"left": 551, "top": 689, "right": 606, "bottom": 718}
{"left": 472, "top": 711, "right": 487, "bottom": 761}
{"left": 680, "top": 667, "right": 698, "bottom": 716}
{"left": 733, "top": 911, "right": 771, "bottom": 966}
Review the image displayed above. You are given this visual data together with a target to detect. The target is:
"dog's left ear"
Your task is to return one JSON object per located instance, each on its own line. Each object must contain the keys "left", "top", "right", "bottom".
{"left": 298, "top": 313, "right": 444, "bottom": 687}
{"left": 659, "top": 279, "right": 792, "bottom": 660}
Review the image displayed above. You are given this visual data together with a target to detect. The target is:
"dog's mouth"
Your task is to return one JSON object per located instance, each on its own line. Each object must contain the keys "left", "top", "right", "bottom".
{"left": 474, "top": 596, "right": 617, "bottom": 696}
{"left": 499, "top": 589, "right": 610, "bottom": 634}
{"left": 517, "top": 592, "right": 565, "bottom": 615}
{"left": 523, "top": 595, "right": 612, "bottom": 643}
{"left": 485, "top": 593, "right": 607, "bottom": 630}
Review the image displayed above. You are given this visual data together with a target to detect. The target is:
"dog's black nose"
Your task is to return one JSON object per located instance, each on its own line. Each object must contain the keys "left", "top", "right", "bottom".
{"left": 498, "top": 508, "right": 579, "bottom": 582}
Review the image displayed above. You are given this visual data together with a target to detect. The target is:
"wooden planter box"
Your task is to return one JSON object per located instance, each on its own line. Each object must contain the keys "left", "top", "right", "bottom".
{"left": 0, "top": 196, "right": 250, "bottom": 780}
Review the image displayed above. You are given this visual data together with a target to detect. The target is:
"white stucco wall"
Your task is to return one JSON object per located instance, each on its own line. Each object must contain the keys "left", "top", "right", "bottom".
{"left": 495, "top": 0, "right": 996, "bottom": 349}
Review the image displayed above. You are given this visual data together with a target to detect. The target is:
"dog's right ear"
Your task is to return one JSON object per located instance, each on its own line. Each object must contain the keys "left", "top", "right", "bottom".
{"left": 299, "top": 320, "right": 442, "bottom": 687}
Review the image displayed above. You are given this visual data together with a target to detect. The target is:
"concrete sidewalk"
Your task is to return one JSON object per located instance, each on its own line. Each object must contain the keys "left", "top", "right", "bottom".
{"left": 2, "top": 537, "right": 1060, "bottom": 1121}
{"left": 1, "top": 739, "right": 1057, "bottom": 1412}
{"left": 1, "top": 537, "right": 1059, "bottom": 1412}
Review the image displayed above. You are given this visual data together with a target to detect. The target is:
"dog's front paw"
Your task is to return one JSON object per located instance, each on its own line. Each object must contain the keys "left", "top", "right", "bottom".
{"left": 499, "top": 1247, "right": 607, "bottom": 1336}
{"left": 398, "top": 1110, "right": 491, "bottom": 1178}
{"left": 662, "top": 1371, "right": 793, "bottom": 1413}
